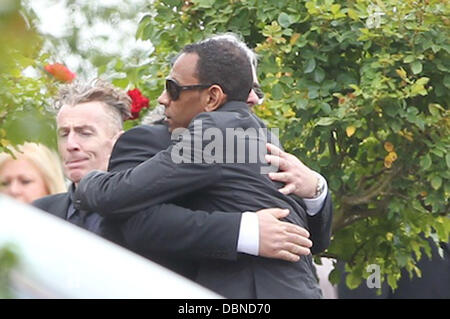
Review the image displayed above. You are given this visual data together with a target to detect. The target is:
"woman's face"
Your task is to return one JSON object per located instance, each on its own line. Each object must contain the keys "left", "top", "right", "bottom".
{"left": 0, "top": 158, "right": 49, "bottom": 203}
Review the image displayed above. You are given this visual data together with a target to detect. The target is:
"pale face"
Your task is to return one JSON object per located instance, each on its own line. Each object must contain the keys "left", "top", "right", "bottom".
{"left": 157, "top": 53, "right": 207, "bottom": 132}
{"left": 56, "top": 101, "right": 122, "bottom": 184}
{"left": 0, "top": 158, "right": 49, "bottom": 203}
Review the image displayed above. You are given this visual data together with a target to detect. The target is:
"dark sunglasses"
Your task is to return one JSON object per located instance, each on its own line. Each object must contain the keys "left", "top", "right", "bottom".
{"left": 253, "top": 83, "right": 264, "bottom": 100}
{"left": 165, "top": 78, "right": 212, "bottom": 101}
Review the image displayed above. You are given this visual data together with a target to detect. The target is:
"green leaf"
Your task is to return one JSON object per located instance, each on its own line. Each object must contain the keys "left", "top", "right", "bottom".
{"left": 395, "top": 253, "right": 409, "bottom": 267}
{"left": 411, "top": 77, "right": 429, "bottom": 96}
{"left": 430, "top": 148, "right": 444, "bottom": 158}
{"left": 384, "top": 104, "right": 398, "bottom": 117}
{"left": 415, "top": 77, "right": 430, "bottom": 86}
{"left": 304, "top": 58, "right": 316, "bottom": 73}
{"left": 331, "top": 4, "right": 341, "bottom": 15}
{"left": 403, "top": 55, "right": 415, "bottom": 63}
{"left": 345, "top": 272, "right": 363, "bottom": 289}
{"left": 328, "top": 267, "right": 341, "bottom": 285}
{"left": 165, "top": 0, "right": 180, "bottom": 5}
{"left": 387, "top": 274, "right": 398, "bottom": 290}
{"left": 278, "top": 13, "right": 292, "bottom": 28}
{"left": 271, "top": 83, "right": 283, "bottom": 100}
{"left": 431, "top": 176, "right": 442, "bottom": 190}
{"left": 320, "top": 102, "right": 331, "bottom": 114}
{"left": 296, "top": 97, "right": 308, "bottom": 110}
{"left": 446, "top": 153, "right": 450, "bottom": 168}
{"left": 443, "top": 75, "right": 450, "bottom": 89}
{"left": 347, "top": 9, "right": 359, "bottom": 20}
{"left": 411, "top": 61, "right": 423, "bottom": 75}
{"left": 195, "top": 0, "right": 215, "bottom": 9}
{"left": 308, "top": 89, "right": 319, "bottom": 99}
{"left": 428, "top": 103, "right": 443, "bottom": 116}
{"left": 316, "top": 117, "right": 336, "bottom": 126}
{"left": 420, "top": 154, "right": 432, "bottom": 170}
{"left": 314, "top": 67, "right": 325, "bottom": 83}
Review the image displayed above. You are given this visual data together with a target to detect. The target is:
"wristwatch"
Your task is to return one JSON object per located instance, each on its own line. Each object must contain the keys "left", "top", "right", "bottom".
{"left": 314, "top": 176, "right": 326, "bottom": 198}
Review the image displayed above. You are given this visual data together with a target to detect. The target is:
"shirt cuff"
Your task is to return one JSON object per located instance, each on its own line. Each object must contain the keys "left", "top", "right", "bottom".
{"left": 303, "top": 174, "right": 328, "bottom": 216}
{"left": 236, "top": 212, "right": 259, "bottom": 256}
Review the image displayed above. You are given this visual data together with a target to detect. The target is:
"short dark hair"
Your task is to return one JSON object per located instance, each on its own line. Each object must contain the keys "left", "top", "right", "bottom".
{"left": 182, "top": 37, "right": 253, "bottom": 102}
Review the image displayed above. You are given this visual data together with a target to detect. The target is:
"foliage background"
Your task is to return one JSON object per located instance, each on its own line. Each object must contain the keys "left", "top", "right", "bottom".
{"left": 1, "top": 0, "right": 449, "bottom": 293}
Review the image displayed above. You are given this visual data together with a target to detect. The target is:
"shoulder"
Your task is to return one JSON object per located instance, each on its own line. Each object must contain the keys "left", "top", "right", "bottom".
{"left": 121, "top": 123, "right": 171, "bottom": 143}
{"left": 109, "top": 123, "right": 172, "bottom": 171}
{"left": 189, "top": 102, "right": 259, "bottom": 132}
{"left": 32, "top": 192, "right": 69, "bottom": 210}
{"left": 114, "top": 123, "right": 171, "bottom": 152}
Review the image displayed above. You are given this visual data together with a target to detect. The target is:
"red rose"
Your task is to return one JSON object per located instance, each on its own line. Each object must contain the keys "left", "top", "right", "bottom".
{"left": 127, "top": 88, "right": 150, "bottom": 120}
{"left": 44, "top": 63, "right": 76, "bottom": 83}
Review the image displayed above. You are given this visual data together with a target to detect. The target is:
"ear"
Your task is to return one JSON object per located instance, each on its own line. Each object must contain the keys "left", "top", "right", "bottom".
{"left": 204, "top": 85, "right": 227, "bottom": 112}
{"left": 111, "top": 130, "right": 124, "bottom": 145}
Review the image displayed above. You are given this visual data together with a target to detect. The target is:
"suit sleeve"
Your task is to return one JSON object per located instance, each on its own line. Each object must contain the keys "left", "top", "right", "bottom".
{"left": 121, "top": 203, "right": 242, "bottom": 260}
{"left": 73, "top": 114, "right": 221, "bottom": 216}
{"left": 32, "top": 197, "right": 48, "bottom": 211}
{"left": 306, "top": 191, "right": 333, "bottom": 254}
{"left": 82, "top": 122, "right": 243, "bottom": 260}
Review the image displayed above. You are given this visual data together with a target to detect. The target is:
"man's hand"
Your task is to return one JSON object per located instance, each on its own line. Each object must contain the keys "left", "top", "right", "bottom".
{"left": 265, "top": 143, "right": 318, "bottom": 198}
{"left": 257, "top": 208, "right": 312, "bottom": 262}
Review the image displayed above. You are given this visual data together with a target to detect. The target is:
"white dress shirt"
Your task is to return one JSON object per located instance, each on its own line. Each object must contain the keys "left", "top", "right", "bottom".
{"left": 237, "top": 174, "right": 328, "bottom": 255}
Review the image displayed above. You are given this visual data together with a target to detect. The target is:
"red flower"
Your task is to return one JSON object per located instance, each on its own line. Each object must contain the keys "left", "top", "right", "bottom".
{"left": 127, "top": 88, "right": 150, "bottom": 120}
{"left": 44, "top": 63, "right": 76, "bottom": 83}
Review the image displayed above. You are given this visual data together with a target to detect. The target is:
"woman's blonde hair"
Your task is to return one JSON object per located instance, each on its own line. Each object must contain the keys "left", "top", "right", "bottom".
{"left": 0, "top": 143, "right": 67, "bottom": 195}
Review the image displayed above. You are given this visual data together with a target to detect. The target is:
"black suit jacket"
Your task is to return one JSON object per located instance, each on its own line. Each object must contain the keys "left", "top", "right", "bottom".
{"left": 32, "top": 173, "right": 242, "bottom": 280}
{"left": 33, "top": 192, "right": 71, "bottom": 220}
{"left": 75, "top": 101, "right": 327, "bottom": 298}
{"left": 112, "top": 121, "right": 332, "bottom": 255}
{"left": 32, "top": 189, "right": 122, "bottom": 245}
{"left": 109, "top": 123, "right": 242, "bottom": 278}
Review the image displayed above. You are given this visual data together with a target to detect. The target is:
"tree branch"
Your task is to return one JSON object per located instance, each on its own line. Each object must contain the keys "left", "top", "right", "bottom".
{"left": 342, "top": 164, "right": 401, "bottom": 206}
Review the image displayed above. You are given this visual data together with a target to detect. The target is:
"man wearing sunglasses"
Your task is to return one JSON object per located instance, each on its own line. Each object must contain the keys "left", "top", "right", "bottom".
{"left": 74, "top": 36, "right": 328, "bottom": 298}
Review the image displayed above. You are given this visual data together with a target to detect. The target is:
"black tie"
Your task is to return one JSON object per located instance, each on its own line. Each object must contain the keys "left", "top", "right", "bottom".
{"left": 68, "top": 209, "right": 88, "bottom": 227}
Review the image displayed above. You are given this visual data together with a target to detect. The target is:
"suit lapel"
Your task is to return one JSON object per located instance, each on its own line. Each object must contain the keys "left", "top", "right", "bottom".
{"left": 50, "top": 193, "right": 72, "bottom": 219}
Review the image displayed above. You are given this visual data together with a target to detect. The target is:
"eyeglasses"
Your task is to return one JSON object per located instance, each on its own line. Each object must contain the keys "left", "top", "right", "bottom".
{"left": 165, "top": 78, "right": 212, "bottom": 101}
{"left": 253, "top": 83, "right": 264, "bottom": 100}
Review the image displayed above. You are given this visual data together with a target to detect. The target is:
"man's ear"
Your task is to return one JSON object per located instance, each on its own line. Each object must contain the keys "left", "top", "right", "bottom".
{"left": 112, "top": 130, "right": 124, "bottom": 145}
{"left": 204, "top": 85, "right": 227, "bottom": 112}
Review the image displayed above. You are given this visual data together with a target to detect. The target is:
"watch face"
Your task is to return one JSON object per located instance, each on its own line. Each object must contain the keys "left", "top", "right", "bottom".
{"left": 315, "top": 177, "right": 325, "bottom": 197}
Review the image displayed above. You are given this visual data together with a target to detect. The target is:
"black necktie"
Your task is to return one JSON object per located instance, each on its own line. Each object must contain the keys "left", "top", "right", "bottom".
{"left": 68, "top": 209, "right": 88, "bottom": 227}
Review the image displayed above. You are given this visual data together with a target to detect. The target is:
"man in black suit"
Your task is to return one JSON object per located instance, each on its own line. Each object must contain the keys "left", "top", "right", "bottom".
{"left": 116, "top": 34, "right": 332, "bottom": 263}
{"left": 33, "top": 79, "right": 315, "bottom": 279}
{"left": 33, "top": 79, "right": 132, "bottom": 243}
{"left": 74, "top": 36, "right": 330, "bottom": 298}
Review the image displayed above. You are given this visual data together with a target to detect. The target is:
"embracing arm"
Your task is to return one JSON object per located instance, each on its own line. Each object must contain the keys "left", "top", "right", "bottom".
{"left": 73, "top": 115, "right": 220, "bottom": 216}
{"left": 122, "top": 203, "right": 312, "bottom": 262}
{"left": 122, "top": 203, "right": 241, "bottom": 260}
{"left": 265, "top": 142, "right": 333, "bottom": 254}
{"left": 306, "top": 191, "right": 333, "bottom": 254}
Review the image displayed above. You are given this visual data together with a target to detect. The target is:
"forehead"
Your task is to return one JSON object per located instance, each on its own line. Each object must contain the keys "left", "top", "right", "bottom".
{"left": 0, "top": 158, "right": 40, "bottom": 176}
{"left": 56, "top": 101, "right": 111, "bottom": 129}
{"left": 170, "top": 53, "right": 199, "bottom": 83}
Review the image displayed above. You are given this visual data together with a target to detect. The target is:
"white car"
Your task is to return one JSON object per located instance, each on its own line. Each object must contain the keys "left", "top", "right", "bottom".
{"left": 0, "top": 195, "right": 220, "bottom": 299}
